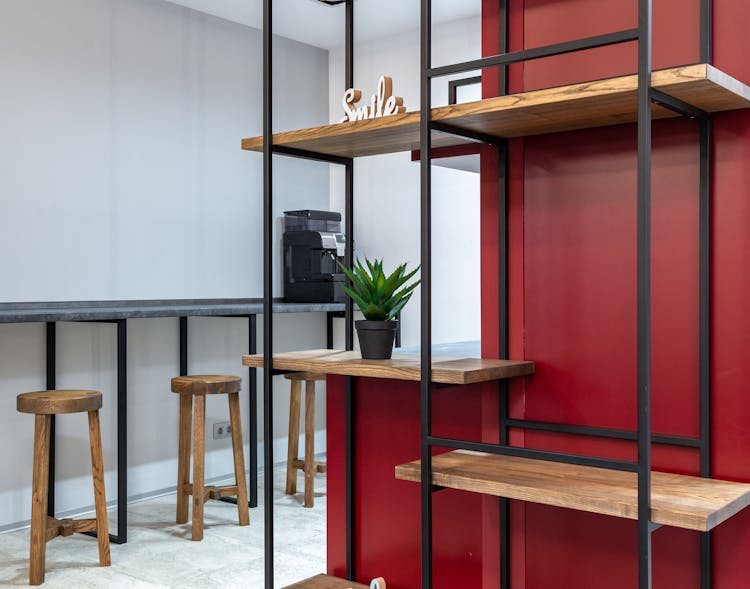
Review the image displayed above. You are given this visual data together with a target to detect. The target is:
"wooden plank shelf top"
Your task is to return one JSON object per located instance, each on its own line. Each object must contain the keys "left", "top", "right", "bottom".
{"left": 241, "top": 349, "right": 535, "bottom": 385}
{"left": 395, "top": 450, "right": 750, "bottom": 532}
{"left": 283, "top": 574, "right": 369, "bottom": 589}
{"left": 241, "top": 64, "right": 750, "bottom": 158}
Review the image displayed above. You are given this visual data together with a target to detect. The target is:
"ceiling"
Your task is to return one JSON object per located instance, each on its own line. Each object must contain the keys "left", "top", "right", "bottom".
{"left": 162, "top": 0, "right": 481, "bottom": 49}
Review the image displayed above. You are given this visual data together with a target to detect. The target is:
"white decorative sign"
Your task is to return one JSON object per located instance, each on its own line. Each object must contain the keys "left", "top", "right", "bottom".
{"left": 339, "top": 76, "right": 405, "bottom": 123}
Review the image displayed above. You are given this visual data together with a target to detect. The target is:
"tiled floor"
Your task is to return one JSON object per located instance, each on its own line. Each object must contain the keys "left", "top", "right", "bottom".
{"left": 0, "top": 465, "right": 326, "bottom": 588}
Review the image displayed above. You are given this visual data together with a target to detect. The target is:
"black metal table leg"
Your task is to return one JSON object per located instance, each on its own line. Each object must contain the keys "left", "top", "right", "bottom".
{"left": 112, "top": 319, "right": 128, "bottom": 544}
{"left": 248, "top": 314, "right": 258, "bottom": 507}
{"left": 80, "top": 319, "right": 127, "bottom": 544}
{"left": 46, "top": 322, "right": 56, "bottom": 517}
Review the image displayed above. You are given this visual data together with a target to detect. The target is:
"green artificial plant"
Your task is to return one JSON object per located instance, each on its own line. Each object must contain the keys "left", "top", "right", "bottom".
{"left": 337, "top": 258, "right": 421, "bottom": 321}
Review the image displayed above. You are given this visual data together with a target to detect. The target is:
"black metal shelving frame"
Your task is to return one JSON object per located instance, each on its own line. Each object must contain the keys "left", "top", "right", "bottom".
{"left": 261, "top": 1, "right": 355, "bottom": 588}
{"left": 419, "top": 1, "right": 713, "bottom": 589}
{"left": 258, "top": 0, "right": 713, "bottom": 588}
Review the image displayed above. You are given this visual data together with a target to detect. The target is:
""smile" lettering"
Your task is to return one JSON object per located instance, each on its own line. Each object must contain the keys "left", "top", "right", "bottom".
{"left": 340, "top": 77, "right": 405, "bottom": 123}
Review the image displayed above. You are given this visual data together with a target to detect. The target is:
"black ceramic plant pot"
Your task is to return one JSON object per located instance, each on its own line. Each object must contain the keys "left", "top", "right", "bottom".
{"left": 356, "top": 319, "right": 399, "bottom": 360}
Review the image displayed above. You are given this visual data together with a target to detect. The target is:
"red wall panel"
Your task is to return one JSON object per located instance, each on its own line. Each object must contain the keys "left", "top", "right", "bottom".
{"left": 327, "top": 375, "right": 487, "bottom": 589}
{"left": 480, "top": 0, "right": 750, "bottom": 587}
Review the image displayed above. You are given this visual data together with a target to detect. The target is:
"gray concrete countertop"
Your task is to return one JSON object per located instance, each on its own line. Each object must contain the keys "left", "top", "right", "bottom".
{"left": 0, "top": 298, "right": 344, "bottom": 323}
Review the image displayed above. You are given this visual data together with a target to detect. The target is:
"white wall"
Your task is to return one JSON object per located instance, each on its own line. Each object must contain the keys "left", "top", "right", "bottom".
{"left": 328, "top": 17, "right": 483, "bottom": 347}
{"left": 0, "top": 0, "right": 330, "bottom": 530}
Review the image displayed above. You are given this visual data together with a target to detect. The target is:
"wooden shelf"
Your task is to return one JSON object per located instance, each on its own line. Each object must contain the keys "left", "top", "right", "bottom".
{"left": 395, "top": 450, "right": 750, "bottom": 532}
{"left": 242, "top": 64, "right": 750, "bottom": 158}
{"left": 283, "top": 574, "right": 369, "bottom": 589}
{"left": 241, "top": 349, "right": 534, "bottom": 385}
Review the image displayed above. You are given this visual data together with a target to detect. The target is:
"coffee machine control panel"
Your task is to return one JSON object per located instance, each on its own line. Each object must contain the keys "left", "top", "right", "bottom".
{"left": 319, "top": 232, "right": 346, "bottom": 258}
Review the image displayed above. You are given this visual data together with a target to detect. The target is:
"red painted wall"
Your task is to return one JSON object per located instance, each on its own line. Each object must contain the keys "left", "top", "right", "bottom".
{"left": 327, "top": 375, "right": 487, "bottom": 589}
{"left": 480, "top": 0, "right": 750, "bottom": 587}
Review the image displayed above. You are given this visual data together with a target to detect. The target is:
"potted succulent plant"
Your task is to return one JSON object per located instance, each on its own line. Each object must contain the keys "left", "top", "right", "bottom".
{"left": 338, "top": 257, "right": 420, "bottom": 359}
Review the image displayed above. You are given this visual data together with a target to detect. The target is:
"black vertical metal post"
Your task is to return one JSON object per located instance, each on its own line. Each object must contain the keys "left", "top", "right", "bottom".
{"left": 179, "top": 317, "right": 188, "bottom": 376}
{"left": 498, "top": 138, "right": 511, "bottom": 589}
{"left": 116, "top": 319, "right": 128, "bottom": 544}
{"left": 497, "top": 3, "right": 511, "bottom": 587}
{"left": 420, "top": 0, "right": 433, "bottom": 587}
{"left": 327, "top": 312, "right": 335, "bottom": 349}
{"left": 45, "top": 322, "right": 56, "bottom": 517}
{"left": 699, "top": 5, "right": 713, "bottom": 588}
{"left": 699, "top": 114, "right": 713, "bottom": 589}
{"left": 248, "top": 314, "right": 259, "bottom": 508}
{"left": 637, "top": 0, "right": 653, "bottom": 587}
{"left": 262, "top": 0, "right": 274, "bottom": 585}
{"left": 700, "top": 0, "right": 712, "bottom": 63}
{"left": 344, "top": 0, "right": 355, "bottom": 579}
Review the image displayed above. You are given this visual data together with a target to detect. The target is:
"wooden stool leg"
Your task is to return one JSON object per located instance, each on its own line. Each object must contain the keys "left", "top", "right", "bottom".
{"left": 228, "top": 392, "right": 249, "bottom": 526}
{"left": 285, "top": 380, "right": 301, "bottom": 496}
{"left": 176, "top": 394, "right": 193, "bottom": 524}
{"left": 303, "top": 380, "right": 316, "bottom": 508}
{"left": 87, "top": 410, "right": 111, "bottom": 567}
{"left": 192, "top": 394, "right": 206, "bottom": 541}
{"left": 29, "top": 414, "right": 50, "bottom": 586}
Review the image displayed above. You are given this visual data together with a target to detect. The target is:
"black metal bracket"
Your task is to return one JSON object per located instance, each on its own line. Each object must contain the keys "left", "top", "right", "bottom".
{"left": 650, "top": 88, "right": 710, "bottom": 120}
{"left": 448, "top": 75, "right": 482, "bottom": 105}
{"left": 430, "top": 120, "right": 503, "bottom": 147}
{"left": 272, "top": 145, "right": 352, "bottom": 167}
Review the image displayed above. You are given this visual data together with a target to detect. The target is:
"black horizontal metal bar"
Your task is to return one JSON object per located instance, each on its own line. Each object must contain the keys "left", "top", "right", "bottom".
{"left": 271, "top": 145, "right": 352, "bottom": 166}
{"left": 505, "top": 418, "right": 702, "bottom": 448}
{"left": 430, "top": 28, "right": 640, "bottom": 78}
{"left": 219, "top": 496, "right": 252, "bottom": 507}
{"left": 426, "top": 435, "right": 639, "bottom": 472}
{"left": 650, "top": 88, "right": 710, "bottom": 120}
{"left": 82, "top": 531, "right": 127, "bottom": 545}
{"left": 430, "top": 121, "right": 503, "bottom": 147}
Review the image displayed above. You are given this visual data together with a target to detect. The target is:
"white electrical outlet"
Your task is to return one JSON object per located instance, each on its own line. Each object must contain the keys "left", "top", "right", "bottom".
{"left": 213, "top": 421, "right": 231, "bottom": 440}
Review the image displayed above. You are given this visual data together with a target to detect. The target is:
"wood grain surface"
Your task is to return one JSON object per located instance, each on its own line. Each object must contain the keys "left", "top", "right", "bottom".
{"left": 176, "top": 394, "right": 193, "bottom": 524}
{"left": 29, "top": 414, "right": 50, "bottom": 585}
{"left": 283, "top": 371, "right": 327, "bottom": 382}
{"left": 241, "top": 64, "right": 750, "bottom": 158}
{"left": 171, "top": 375, "right": 241, "bottom": 395}
{"left": 286, "top": 379, "right": 302, "bottom": 497}
{"left": 18, "top": 390, "right": 102, "bottom": 415}
{"left": 191, "top": 394, "right": 206, "bottom": 541}
{"left": 394, "top": 450, "right": 750, "bottom": 532}
{"left": 282, "top": 574, "right": 370, "bottom": 589}
{"left": 242, "top": 349, "right": 534, "bottom": 385}
{"left": 304, "top": 379, "right": 316, "bottom": 508}
{"left": 87, "top": 410, "right": 111, "bottom": 567}
{"left": 228, "top": 392, "right": 250, "bottom": 526}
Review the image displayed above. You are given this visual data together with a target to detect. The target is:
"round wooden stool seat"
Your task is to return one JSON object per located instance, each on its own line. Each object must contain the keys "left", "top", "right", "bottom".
{"left": 171, "top": 375, "right": 241, "bottom": 395}
{"left": 17, "top": 390, "right": 102, "bottom": 415}
{"left": 283, "top": 372, "right": 326, "bottom": 382}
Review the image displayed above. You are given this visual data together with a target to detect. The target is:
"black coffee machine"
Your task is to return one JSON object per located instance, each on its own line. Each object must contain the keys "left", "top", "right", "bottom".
{"left": 283, "top": 210, "right": 347, "bottom": 303}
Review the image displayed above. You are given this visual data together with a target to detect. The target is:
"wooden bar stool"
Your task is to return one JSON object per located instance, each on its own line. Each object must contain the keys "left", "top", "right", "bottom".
{"left": 171, "top": 375, "right": 249, "bottom": 540}
{"left": 285, "top": 372, "right": 327, "bottom": 508}
{"left": 17, "top": 390, "right": 110, "bottom": 586}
